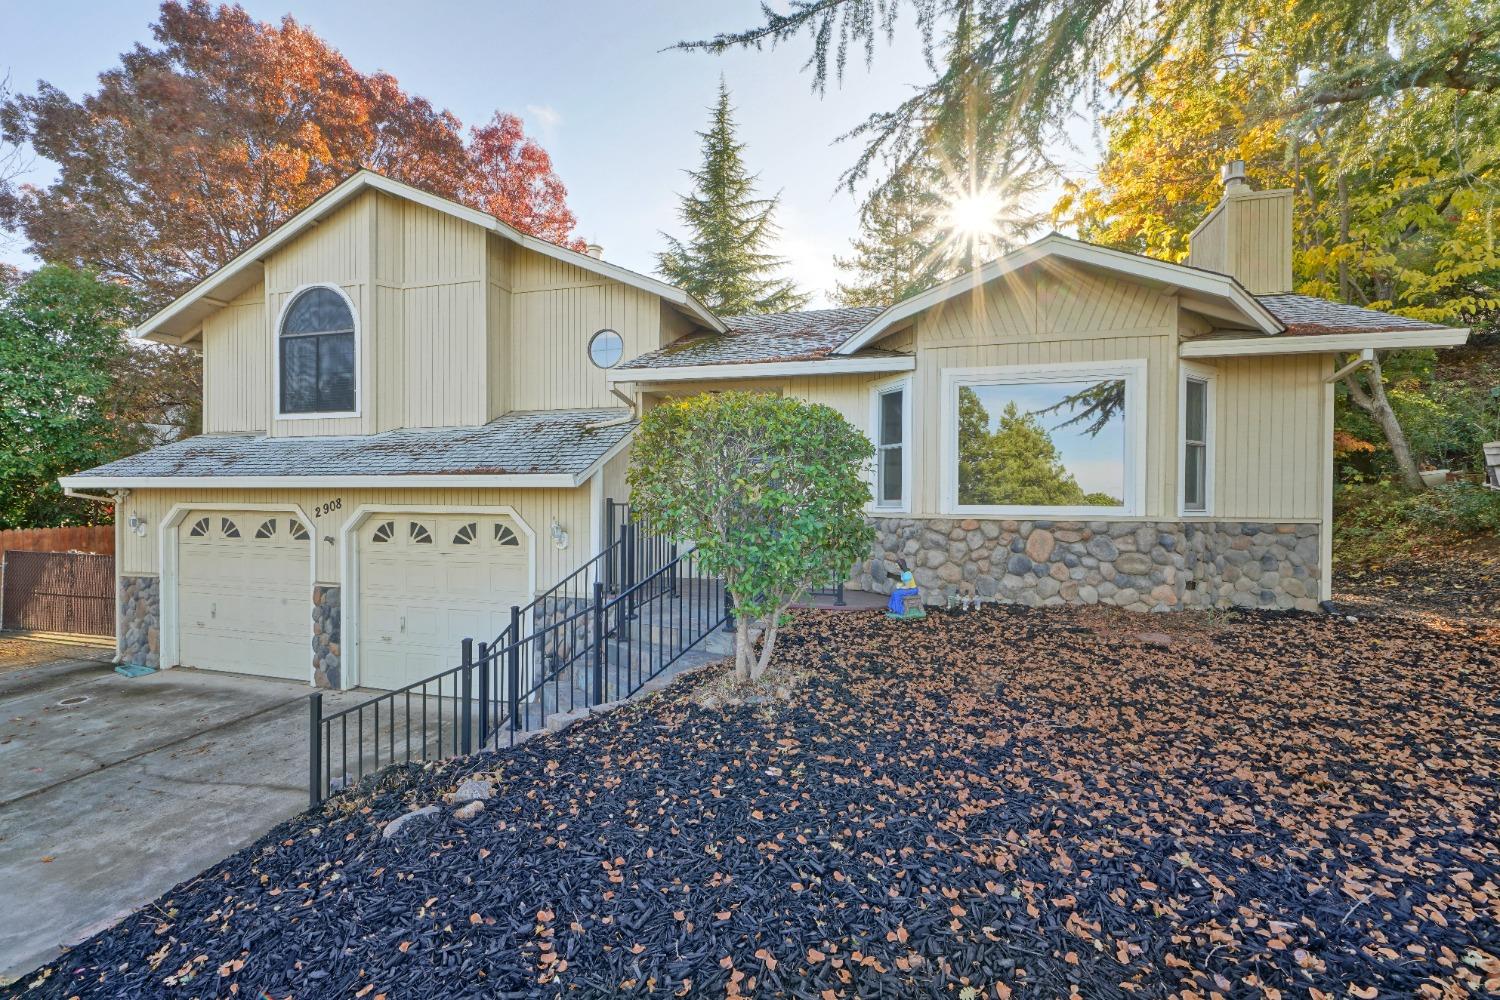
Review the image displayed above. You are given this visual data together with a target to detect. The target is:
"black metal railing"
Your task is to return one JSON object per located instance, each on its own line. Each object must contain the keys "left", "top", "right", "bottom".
{"left": 307, "top": 501, "right": 728, "bottom": 806}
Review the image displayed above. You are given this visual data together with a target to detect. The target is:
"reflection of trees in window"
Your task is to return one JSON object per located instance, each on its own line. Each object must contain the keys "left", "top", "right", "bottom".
{"left": 957, "top": 385, "right": 1123, "bottom": 507}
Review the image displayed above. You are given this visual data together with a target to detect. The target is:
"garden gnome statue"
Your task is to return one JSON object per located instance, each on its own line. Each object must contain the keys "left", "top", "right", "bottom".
{"left": 886, "top": 567, "right": 926, "bottom": 620}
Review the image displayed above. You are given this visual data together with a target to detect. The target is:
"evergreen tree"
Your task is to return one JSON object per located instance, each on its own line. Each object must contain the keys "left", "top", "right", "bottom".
{"left": 834, "top": 173, "right": 951, "bottom": 307}
{"left": 657, "top": 81, "right": 808, "bottom": 315}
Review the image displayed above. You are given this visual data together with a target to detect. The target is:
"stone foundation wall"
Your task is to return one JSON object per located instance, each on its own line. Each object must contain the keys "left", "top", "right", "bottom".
{"left": 312, "top": 585, "right": 341, "bottom": 688}
{"left": 119, "top": 574, "right": 160, "bottom": 667}
{"left": 850, "top": 518, "right": 1320, "bottom": 613}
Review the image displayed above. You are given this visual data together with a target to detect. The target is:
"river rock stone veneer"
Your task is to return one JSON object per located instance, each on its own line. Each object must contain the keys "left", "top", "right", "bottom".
{"left": 850, "top": 518, "right": 1321, "bottom": 613}
{"left": 119, "top": 574, "right": 161, "bottom": 667}
{"left": 312, "top": 585, "right": 341, "bottom": 688}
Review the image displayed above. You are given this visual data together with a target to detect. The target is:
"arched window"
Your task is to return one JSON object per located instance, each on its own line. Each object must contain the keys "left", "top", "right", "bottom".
{"left": 279, "top": 286, "right": 356, "bottom": 414}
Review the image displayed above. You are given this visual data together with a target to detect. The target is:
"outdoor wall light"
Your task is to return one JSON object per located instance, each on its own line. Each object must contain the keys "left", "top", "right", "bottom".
{"left": 550, "top": 519, "right": 570, "bottom": 550}
{"left": 127, "top": 513, "right": 147, "bottom": 537}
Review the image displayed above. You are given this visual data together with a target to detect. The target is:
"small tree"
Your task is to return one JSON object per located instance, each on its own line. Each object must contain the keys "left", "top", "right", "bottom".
{"left": 627, "top": 392, "right": 874, "bottom": 681}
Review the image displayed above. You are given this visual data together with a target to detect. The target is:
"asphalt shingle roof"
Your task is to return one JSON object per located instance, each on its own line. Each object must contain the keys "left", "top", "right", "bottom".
{"left": 620, "top": 306, "right": 885, "bottom": 370}
{"left": 73, "top": 409, "right": 634, "bottom": 480}
{"left": 1255, "top": 294, "right": 1448, "bottom": 335}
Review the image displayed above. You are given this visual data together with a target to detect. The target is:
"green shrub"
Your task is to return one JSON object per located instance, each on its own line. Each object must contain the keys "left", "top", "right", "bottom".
{"left": 627, "top": 391, "right": 875, "bottom": 681}
{"left": 1335, "top": 479, "right": 1500, "bottom": 566}
{"left": 1408, "top": 482, "right": 1500, "bottom": 534}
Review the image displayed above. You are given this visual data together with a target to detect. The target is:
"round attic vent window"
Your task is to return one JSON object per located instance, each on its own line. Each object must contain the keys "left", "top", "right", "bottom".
{"left": 588, "top": 329, "right": 623, "bottom": 369}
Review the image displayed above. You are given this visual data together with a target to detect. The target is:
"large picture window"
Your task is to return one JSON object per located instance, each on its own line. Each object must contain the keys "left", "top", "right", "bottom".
{"left": 943, "top": 361, "right": 1145, "bottom": 516}
{"left": 279, "top": 286, "right": 356, "bottom": 415}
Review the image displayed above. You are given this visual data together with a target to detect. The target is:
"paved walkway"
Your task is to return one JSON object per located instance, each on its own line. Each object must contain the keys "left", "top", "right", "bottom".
{"left": 0, "top": 657, "right": 366, "bottom": 983}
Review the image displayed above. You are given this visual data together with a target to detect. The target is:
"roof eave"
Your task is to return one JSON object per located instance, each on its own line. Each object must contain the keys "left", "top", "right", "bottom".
{"left": 607, "top": 354, "right": 916, "bottom": 383}
{"left": 1180, "top": 327, "right": 1470, "bottom": 358}
{"left": 58, "top": 472, "right": 589, "bottom": 491}
{"left": 831, "top": 233, "right": 1284, "bottom": 355}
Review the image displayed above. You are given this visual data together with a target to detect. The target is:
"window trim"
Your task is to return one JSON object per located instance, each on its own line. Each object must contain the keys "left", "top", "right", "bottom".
{"left": 868, "top": 374, "right": 912, "bottom": 513}
{"left": 273, "top": 283, "right": 361, "bottom": 420}
{"left": 940, "top": 360, "right": 1148, "bottom": 518}
{"left": 1178, "top": 361, "right": 1216, "bottom": 517}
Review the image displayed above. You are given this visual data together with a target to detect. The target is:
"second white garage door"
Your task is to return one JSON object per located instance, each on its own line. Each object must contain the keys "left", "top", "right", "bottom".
{"left": 357, "top": 514, "right": 531, "bottom": 690}
{"left": 177, "top": 512, "right": 312, "bottom": 680}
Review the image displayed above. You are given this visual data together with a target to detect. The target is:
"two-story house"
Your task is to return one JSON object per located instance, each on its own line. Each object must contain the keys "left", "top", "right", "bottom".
{"left": 62, "top": 166, "right": 1468, "bottom": 690}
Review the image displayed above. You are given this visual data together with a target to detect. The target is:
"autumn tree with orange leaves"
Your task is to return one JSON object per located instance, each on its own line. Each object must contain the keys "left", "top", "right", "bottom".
{"left": 0, "top": 1, "right": 583, "bottom": 312}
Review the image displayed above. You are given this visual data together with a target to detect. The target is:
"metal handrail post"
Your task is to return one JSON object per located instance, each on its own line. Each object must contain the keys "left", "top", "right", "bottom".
{"left": 508, "top": 605, "right": 522, "bottom": 734}
{"left": 307, "top": 692, "right": 323, "bottom": 809}
{"left": 460, "top": 638, "right": 473, "bottom": 755}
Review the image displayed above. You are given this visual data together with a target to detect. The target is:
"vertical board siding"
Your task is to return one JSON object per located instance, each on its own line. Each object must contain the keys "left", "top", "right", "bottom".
{"left": 202, "top": 282, "right": 269, "bottom": 433}
{"left": 1187, "top": 190, "right": 1293, "bottom": 295}
{"left": 1211, "top": 354, "right": 1324, "bottom": 519}
{"left": 509, "top": 249, "right": 662, "bottom": 410}
{"left": 117, "top": 485, "right": 596, "bottom": 592}
{"left": 487, "top": 235, "right": 513, "bottom": 420}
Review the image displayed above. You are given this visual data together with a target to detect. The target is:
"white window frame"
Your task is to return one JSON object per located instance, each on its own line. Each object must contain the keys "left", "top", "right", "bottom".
{"left": 1178, "top": 361, "right": 1216, "bottom": 516}
{"left": 868, "top": 374, "right": 912, "bottom": 513}
{"left": 273, "top": 283, "right": 361, "bottom": 420}
{"left": 940, "top": 359, "right": 1147, "bottom": 518}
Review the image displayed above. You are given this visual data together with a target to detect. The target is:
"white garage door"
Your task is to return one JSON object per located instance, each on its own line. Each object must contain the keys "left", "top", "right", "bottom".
{"left": 177, "top": 512, "right": 311, "bottom": 680}
{"left": 358, "top": 514, "right": 530, "bottom": 690}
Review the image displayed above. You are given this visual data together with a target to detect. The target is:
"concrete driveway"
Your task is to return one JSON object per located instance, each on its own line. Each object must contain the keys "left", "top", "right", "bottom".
{"left": 0, "top": 655, "right": 365, "bottom": 983}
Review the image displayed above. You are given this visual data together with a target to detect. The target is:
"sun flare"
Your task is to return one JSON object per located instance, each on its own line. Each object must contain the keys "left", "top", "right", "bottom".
{"left": 941, "top": 189, "right": 1006, "bottom": 244}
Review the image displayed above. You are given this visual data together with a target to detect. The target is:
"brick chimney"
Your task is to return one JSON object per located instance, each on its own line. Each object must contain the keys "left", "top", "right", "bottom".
{"left": 1186, "top": 160, "right": 1294, "bottom": 294}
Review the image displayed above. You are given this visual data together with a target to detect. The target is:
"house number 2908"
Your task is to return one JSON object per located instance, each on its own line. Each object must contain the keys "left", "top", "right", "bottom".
{"left": 314, "top": 498, "right": 343, "bottom": 518}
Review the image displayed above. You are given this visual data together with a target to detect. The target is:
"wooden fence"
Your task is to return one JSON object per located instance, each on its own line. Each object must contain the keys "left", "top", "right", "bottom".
{"left": 1, "top": 551, "right": 116, "bottom": 636}
{"left": 0, "top": 525, "right": 115, "bottom": 557}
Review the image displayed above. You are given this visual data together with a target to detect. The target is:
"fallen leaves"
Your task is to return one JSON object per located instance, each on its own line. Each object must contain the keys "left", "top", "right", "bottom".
{"left": 18, "top": 604, "right": 1500, "bottom": 998}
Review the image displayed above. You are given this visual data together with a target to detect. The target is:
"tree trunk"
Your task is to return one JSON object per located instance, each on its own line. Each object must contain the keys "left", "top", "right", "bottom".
{"left": 1342, "top": 353, "right": 1425, "bottom": 490}
{"left": 733, "top": 612, "right": 752, "bottom": 681}
{"left": 749, "top": 608, "right": 785, "bottom": 682}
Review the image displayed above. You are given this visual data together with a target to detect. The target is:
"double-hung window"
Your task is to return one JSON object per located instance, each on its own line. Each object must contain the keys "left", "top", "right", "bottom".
{"left": 279, "top": 286, "right": 357, "bottom": 415}
{"left": 942, "top": 360, "right": 1146, "bottom": 517}
{"left": 1180, "top": 364, "right": 1215, "bottom": 514}
{"left": 871, "top": 377, "right": 910, "bottom": 510}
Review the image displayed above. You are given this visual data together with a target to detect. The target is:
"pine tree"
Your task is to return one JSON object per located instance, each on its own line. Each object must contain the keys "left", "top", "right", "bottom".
{"left": 833, "top": 174, "right": 950, "bottom": 307}
{"left": 657, "top": 81, "right": 808, "bottom": 315}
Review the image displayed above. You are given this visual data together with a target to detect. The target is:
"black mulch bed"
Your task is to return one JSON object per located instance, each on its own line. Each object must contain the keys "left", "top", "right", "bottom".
{"left": 11, "top": 607, "right": 1500, "bottom": 998}
{"left": 1334, "top": 546, "right": 1500, "bottom": 627}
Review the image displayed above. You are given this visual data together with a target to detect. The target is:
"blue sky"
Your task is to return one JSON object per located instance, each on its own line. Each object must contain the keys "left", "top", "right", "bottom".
{"left": 2, "top": 1, "right": 1096, "bottom": 304}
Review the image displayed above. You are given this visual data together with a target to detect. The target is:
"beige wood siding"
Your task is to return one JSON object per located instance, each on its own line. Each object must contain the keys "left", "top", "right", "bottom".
{"left": 201, "top": 282, "right": 269, "bottom": 434}
{"left": 1207, "top": 354, "right": 1326, "bottom": 520}
{"left": 117, "top": 485, "right": 596, "bottom": 593}
{"left": 373, "top": 193, "right": 490, "bottom": 431}
{"left": 487, "top": 235, "right": 514, "bottom": 419}
{"left": 509, "top": 249, "right": 664, "bottom": 410}
{"left": 1187, "top": 189, "right": 1294, "bottom": 295}
{"left": 601, "top": 445, "right": 631, "bottom": 505}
